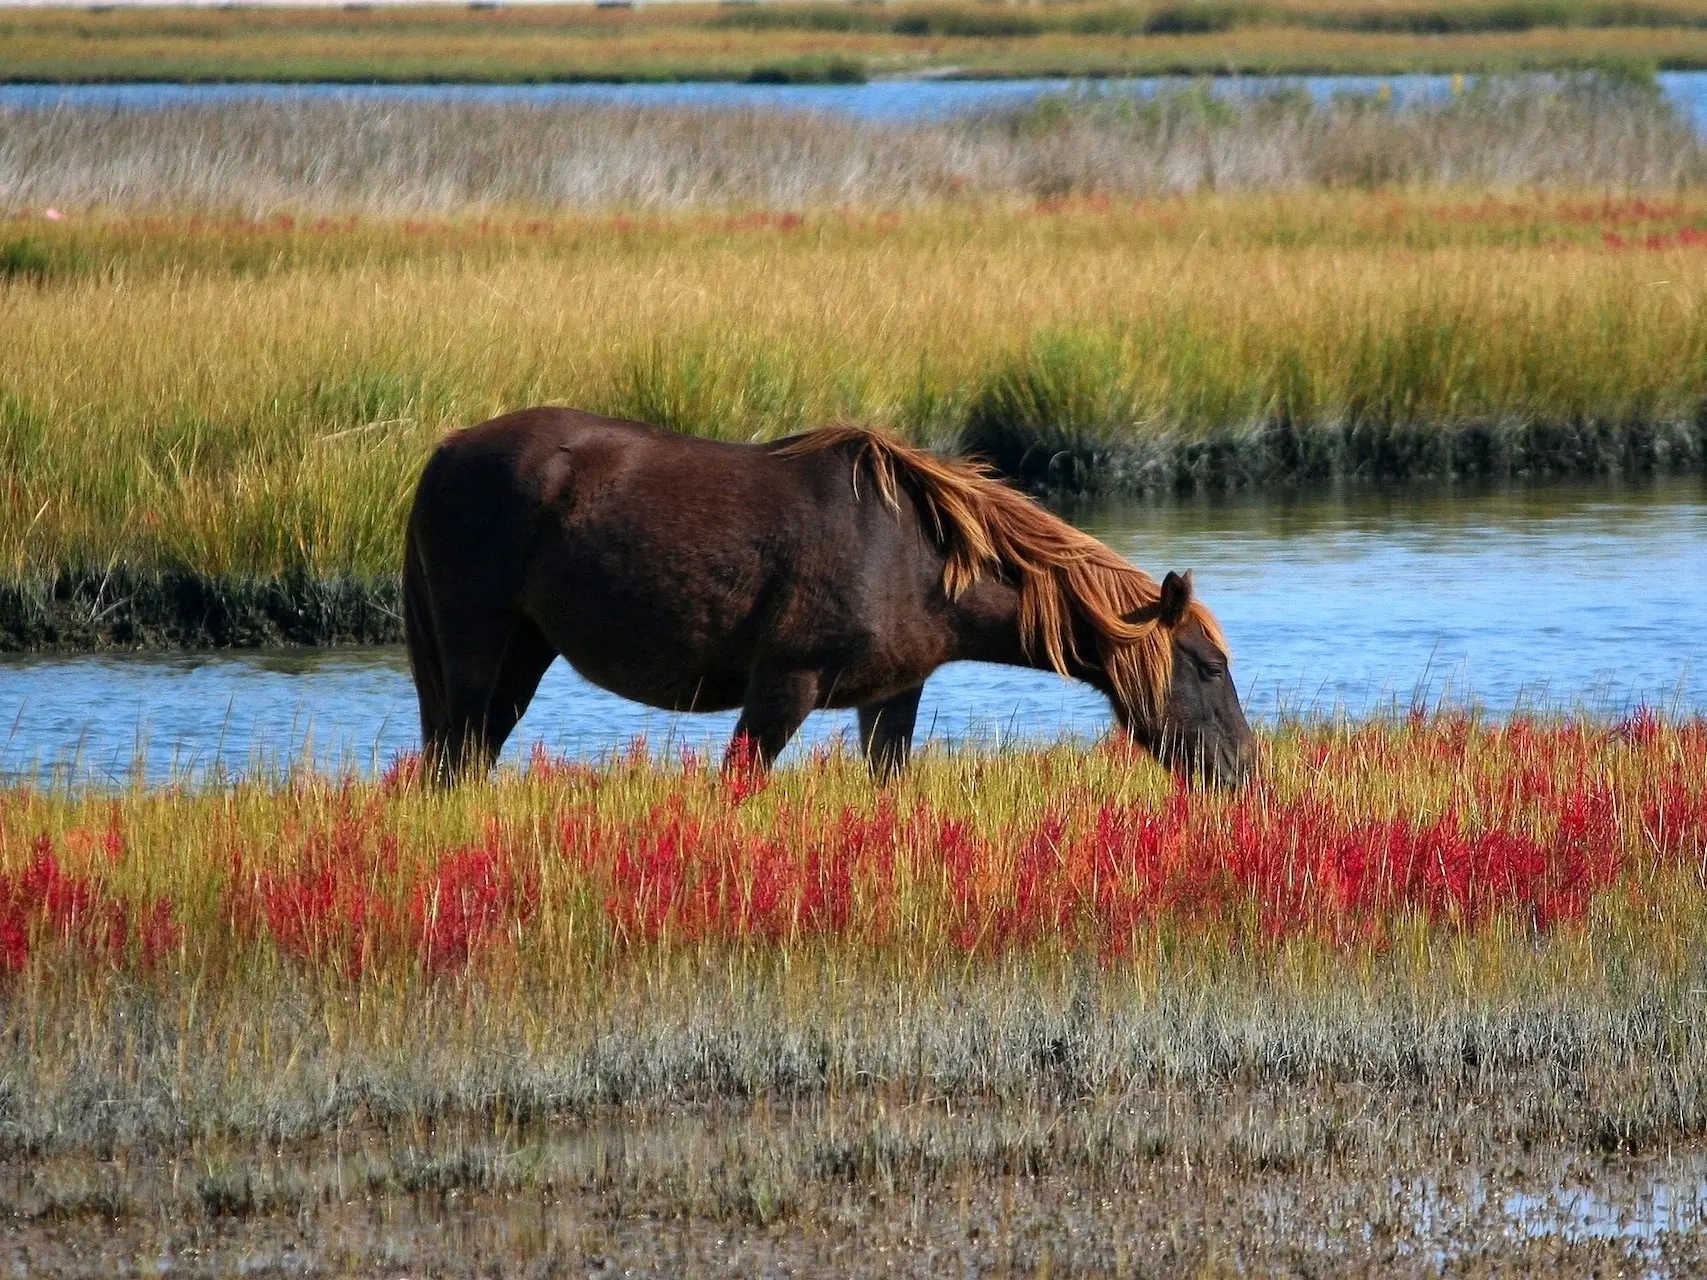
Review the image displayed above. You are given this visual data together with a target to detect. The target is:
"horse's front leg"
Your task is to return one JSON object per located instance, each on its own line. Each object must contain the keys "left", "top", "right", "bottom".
{"left": 727, "top": 668, "right": 821, "bottom": 771}
{"left": 858, "top": 685, "right": 924, "bottom": 783}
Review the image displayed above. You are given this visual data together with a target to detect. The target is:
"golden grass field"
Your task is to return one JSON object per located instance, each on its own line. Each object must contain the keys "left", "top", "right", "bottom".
{"left": 8, "top": 0, "right": 1707, "bottom": 80}
{"left": 3, "top": 194, "right": 1706, "bottom": 601}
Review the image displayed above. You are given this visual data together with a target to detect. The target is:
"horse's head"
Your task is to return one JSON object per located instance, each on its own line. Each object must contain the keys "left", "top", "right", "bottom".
{"left": 1125, "top": 570, "right": 1255, "bottom": 789}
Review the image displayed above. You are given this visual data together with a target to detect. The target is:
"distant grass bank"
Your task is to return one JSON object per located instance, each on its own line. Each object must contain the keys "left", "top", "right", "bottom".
{"left": 5, "top": 200, "right": 1707, "bottom": 554}
{"left": 6, "top": 80, "right": 1693, "bottom": 212}
{"left": 6, "top": 202, "right": 1707, "bottom": 650}
{"left": 12, "top": 0, "right": 1707, "bottom": 80}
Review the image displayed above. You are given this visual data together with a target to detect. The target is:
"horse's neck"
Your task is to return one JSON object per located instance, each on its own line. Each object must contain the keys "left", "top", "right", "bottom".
{"left": 947, "top": 579, "right": 1106, "bottom": 686}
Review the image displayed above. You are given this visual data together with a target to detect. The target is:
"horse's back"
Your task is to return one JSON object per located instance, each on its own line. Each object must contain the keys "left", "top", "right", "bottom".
{"left": 417, "top": 406, "right": 829, "bottom": 520}
{"left": 412, "top": 407, "right": 653, "bottom": 517}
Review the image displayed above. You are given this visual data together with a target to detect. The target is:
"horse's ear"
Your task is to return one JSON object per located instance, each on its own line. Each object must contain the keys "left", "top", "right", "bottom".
{"left": 1158, "top": 570, "right": 1194, "bottom": 627}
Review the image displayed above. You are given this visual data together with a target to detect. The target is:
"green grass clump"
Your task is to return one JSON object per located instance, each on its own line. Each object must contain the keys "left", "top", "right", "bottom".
{"left": 0, "top": 235, "right": 56, "bottom": 283}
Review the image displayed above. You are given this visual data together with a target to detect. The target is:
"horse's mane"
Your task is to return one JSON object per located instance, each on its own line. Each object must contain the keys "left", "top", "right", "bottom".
{"left": 775, "top": 424, "right": 1228, "bottom": 721}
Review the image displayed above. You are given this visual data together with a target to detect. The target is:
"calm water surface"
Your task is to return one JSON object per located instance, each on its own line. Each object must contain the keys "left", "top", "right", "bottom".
{"left": 9, "top": 72, "right": 1707, "bottom": 129}
{"left": 2, "top": 479, "right": 1703, "bottom": 783}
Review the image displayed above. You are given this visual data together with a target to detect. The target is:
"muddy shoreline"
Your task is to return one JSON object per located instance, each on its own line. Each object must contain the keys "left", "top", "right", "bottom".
{"left": 6, "top": 1099, "right": 1705, "bottom": 1276}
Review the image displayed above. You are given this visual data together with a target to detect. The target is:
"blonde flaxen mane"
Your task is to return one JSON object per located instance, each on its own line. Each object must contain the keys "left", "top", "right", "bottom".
{"left": 777, "top": 425, "right": 1229, "bottom": 723}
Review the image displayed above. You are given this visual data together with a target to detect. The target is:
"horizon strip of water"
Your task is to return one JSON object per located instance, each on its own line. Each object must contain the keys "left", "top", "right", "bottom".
{"left": 5, "top": 71, "right": 1707, "bottom": 130}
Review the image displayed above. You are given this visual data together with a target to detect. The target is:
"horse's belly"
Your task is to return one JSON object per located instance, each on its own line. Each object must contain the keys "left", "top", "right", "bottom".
{"left": 523, "top": 548, "right": 764, "bottom": 711}
{"left": 588, "top": 667, "right": 747, "bottom": 714}
{"left": 549, "top": 631, "right": 748, "bottom": 713}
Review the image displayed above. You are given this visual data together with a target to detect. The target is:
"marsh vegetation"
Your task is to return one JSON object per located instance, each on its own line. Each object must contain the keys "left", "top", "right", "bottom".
{"left": 4, "top": 92, "right": 1707, "bottom": 647}
{"left": 3, "top": 54, "right": 1706, "bottom": 1271}
{"left": 1, "top": 716, "right": 1704, "bottom": 1270}
{"left": 3, "top": 75, "right": 1695, "bottom": 211}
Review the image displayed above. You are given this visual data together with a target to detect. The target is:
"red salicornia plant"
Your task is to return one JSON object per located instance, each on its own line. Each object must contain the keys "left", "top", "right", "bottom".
{"left": 1, "top": 715, "right": 1702, "bottom": 981}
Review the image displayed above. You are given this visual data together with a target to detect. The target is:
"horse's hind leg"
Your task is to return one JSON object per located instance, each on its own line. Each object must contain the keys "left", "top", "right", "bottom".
{"left": 432, "top": 613, "right": 557, "bottom": 783}
{"left": 403, "top": 543, "right": 449, "bottom": 773}
{"left": 858, "top": 685, "right": 924, "bottom": 783}
{"left": 728, "top": 669, "right": 821, "bottom": 771}
{"left": 475, "top": 616, "right": 559, "bottom": 767}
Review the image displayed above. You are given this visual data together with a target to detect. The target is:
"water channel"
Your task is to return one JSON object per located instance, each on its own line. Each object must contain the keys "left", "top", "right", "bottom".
{"left": 3, "top": 478, "right": 1702, "bottom": 785}
{"left": 8, "top": 70, "right": 1707, "bottom": 128}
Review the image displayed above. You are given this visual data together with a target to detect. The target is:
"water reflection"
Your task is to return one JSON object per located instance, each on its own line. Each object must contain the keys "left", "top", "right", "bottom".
{"left": 2, "top": 479, "right": 1702, "bottom": 784}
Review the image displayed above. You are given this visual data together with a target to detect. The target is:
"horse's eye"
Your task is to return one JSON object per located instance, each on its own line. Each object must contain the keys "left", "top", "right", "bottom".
{"left": 1197, "top": 659, "right": 1225, "bottom": 679}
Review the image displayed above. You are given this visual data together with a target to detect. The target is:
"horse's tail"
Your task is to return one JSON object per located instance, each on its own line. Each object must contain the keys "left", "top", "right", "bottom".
{"left": 402, "top": 511, "right": 448, "bottom": 777}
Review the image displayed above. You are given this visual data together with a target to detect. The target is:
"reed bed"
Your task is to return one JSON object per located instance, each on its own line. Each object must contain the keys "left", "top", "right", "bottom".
{"left": 0, "top": 716, "right": 1704, "bottom": 1266}
{"left": 12, "top": 0, "right": 1707, "bottom": 81}
{"left": 0, "top": 80, "right": 1695, "bottom": 212}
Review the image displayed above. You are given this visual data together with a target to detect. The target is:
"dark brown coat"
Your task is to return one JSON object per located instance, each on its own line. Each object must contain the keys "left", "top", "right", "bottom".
{"left": 403, "top": 408, "right": 1254, "bottom": 784}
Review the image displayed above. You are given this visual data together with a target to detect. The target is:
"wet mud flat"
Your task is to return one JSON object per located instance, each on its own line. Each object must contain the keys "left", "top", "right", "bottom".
{"left": 6, "top": 1091, "right": 1706, "bottom": 1277}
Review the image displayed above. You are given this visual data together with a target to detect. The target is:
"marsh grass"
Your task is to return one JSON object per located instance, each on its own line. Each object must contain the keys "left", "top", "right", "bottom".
{"left": 0, "top": 79, "right": 1696, "bottom": 213}
{"left": 2, "top": 85, "right": 1706, "bottom": 641}
{"left": 0, "top": 717, "right": 1704, "bottom": 1267}
{"left": 5, "top": 192, "right": 1707, "bottom": 607}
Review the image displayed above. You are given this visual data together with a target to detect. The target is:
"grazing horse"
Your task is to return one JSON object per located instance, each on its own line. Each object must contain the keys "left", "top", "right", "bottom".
{"left": 403, "top": 408, "right": 1255, "bottom": 786}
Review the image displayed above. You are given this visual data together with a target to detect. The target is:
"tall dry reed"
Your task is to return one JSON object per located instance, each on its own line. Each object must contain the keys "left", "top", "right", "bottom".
{"left": 0, "top": 79, "right": 1696, "bottom": 215}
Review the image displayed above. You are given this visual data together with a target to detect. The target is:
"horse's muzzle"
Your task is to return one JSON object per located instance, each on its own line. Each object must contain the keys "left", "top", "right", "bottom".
{"left": 1196, "top": 735, "right": 1256, "bottom": 790}
{"left": 1165, "top": 741, "right": 1255, "bottom": 790}
{"left": 1213, "top": 739, "right": 1257, "bottom": 789}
